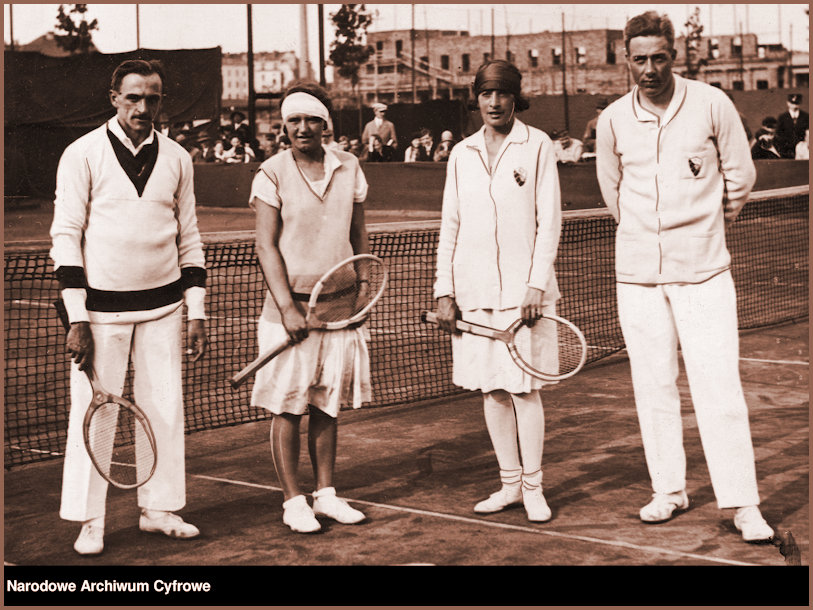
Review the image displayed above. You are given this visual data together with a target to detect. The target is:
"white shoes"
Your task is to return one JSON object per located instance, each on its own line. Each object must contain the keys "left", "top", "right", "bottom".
{"left": 734, "top": 506, "right": 774, "bottom": 542}
{"left": 522, "top": 486, "right": 552, "bottom": 522}
{"left": 312, "top": 487, "right": 366, "bottom": 524}
{"left": 639, "top": 490, "right": 690, "bottom": 523}
{"left": 74, "top": 523, "right": 104, "bottom": 555}
{"left": 474, "top": 485, "right": 523, "bottom": 514}
{"left": 139, "top": 510, "right": 200, "bottom": 539}
{"left": 282, "top": 495, "right": 321, "bottom": 533}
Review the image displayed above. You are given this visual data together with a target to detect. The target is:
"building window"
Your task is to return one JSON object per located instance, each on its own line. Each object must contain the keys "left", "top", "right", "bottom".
{"left": 606, "top": 43, "right": 616, "bottom": 64}
{"left": 529, "top": 49, "right": 539, "bottom": 68}
{"left": 756, "top": 80, "right": 769, "bottom": 89}
{"left": 552, "top": 47, "right": 562, "bottom": 65}
{"left": 420, "top": 56, "right": 428, "bottom": 70}
{"left": 441, "top": 54, "right": 450, "bottom": 70}
{"left": 376, "top": 41, "right": 383, "bottom": 51}
{"left": 732, "top": 36, "right": 742, "bottom": 57}
{"left": 395, "top": 40, "right": 403, "bottom": 57}
{"left": 462, "top": 53, "right": 470, "bottom": 72}
{"left": 710, "top": 81, "right": 722, "bottom": 88}
{"left": 483, "top": 52, "right": 490, "bottom": 63}
{"left": 732, "top": 80, "right": 744, "bottom": 91}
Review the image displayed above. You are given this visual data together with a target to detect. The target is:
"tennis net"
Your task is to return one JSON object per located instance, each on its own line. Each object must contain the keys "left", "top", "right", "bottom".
{"left": 4, "top": 186, "right": 808, "bottom": 468}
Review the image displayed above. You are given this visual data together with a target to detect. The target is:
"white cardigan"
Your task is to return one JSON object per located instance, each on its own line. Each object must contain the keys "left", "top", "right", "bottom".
{"left": 596, "top": 74, "right": 756, "bottom": 284}
{"left": 434, "top": 119, "right": 562, "bottom": 311}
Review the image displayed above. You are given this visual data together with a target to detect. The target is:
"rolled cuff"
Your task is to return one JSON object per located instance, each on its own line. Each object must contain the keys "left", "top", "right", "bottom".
{"left": 184, "top": 286, "right": 207, "bottom": 320}
{"left": 61, "top": 288, "right": 89, "bottom": 323}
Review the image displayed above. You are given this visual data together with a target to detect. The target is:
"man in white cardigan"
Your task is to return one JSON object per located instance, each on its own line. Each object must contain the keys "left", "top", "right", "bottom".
{"left": 596, "top": 11, "right": 774, "bottom": 543}
{"left": 50, "top": 59, "right": 208, "bottom": 555}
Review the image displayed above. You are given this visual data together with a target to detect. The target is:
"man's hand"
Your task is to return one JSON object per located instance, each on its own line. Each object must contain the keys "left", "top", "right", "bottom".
{"left": 436, "top": 296, "right": 460, "bottom": 334}
{"left": 521, "top": 287, "right": 545, "bottom": 326}
{"left": 66, "top": 321, "right": 94, "bottom": 371}
{"left": 186, "top": 319, "right": 208, "bottom": 362}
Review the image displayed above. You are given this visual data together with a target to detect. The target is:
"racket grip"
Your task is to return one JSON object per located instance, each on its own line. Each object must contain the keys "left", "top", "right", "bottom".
{"left": 420, "top": 311, "right": 438, "bottom": 325}
{"left": 229, "top": 338, "right": 294, "bottom": 389}
{"left": 53, "top": 299, "right": 71, "bottom": 332}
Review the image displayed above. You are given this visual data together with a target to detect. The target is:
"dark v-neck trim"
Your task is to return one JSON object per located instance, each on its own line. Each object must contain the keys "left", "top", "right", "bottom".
{"left": 106, "top": 129, "right": 159, "bottom": 197}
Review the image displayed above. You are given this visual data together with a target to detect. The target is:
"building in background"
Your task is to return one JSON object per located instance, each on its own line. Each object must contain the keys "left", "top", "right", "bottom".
{"left": 221, "top": 50, "right": 298, "bottom": 103}
{"left": 334, "top": 27, "right": 808, "bottom": 105}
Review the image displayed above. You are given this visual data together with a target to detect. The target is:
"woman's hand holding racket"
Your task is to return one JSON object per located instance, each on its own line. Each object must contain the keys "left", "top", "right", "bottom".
{"left": 53, "top": 299, "right": 157, "bottom": 490}
{"left": 230, "top": 254, "right": 388, "bottom": 389}
{"left": 422, "top": 309, "right": 588, "bottom": 382}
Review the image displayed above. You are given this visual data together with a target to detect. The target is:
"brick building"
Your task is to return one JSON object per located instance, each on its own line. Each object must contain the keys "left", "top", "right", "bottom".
{"left": 333, "top": 27, "right": 807, "bottom": 106}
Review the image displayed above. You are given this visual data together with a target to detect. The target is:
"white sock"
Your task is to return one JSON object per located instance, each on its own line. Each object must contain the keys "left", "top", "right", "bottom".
{"left": 512, "top": 391, "right": 545, "bottom": 474}
{"left": 483, "top": 390, "right": 522, "bottom": 472}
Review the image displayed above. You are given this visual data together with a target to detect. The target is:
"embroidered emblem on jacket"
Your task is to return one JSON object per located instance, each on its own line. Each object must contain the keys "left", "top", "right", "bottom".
{"left": 688, "top": 157, "right": 702, "bottom": 177}
{"left": 513, "top": 167, "right": 527, "bottom": 186}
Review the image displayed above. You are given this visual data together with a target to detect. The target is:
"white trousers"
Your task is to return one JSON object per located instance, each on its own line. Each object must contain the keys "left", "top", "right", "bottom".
{"left": 616, "top": 271, "right": 760, "bottom": 509}
{"left": 60, "top": 307, "right": 187, "bottom": 522}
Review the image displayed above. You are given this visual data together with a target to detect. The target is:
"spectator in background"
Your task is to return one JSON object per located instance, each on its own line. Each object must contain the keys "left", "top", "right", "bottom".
{"left": 362, "top": 102, "right": 398, "bottom": 156}
{"left": 433, "top": 130, "right": 455, "bottom": 162}
{"left": 418, "top": 127, "right": 435, "bottom": 161}
{"left": 751, "top": 117, "right": 782, "bottom": 160}
{"left": 551, "top": 129, "right": 583, "bottom": 164}
{"left": 196, "top": 134, "right": 216, "bottom": 163}
{"left": 403, "top": 131, "right": 423, "bottom": 163}
{"left": 261, "top": 137, "right": 279, "bottom": 159}
{"left": 223, "top": 135, "right": 255, "bottom": 164}
{"left": 795, "top": 129, "right": 809, "bottom": 160}
{"left": 360, "top": 134, "right": 392, "bottom": 162}
{"left": 337, "top": 135, "right": 350, "bottom": 151}
{"left": 775, "top": 93, "right": 809, "bottom": 159}
{"left": 348, "top": 136, "right": 363, "bottom": 158}
{"left": 582, "top": 98, "right": 608, "bottom": 153}
{"left": 213, "top": 139, "right": 227, "bottom": 163}
{"left": 224, "top": 110, "right": 251, "bottom": 148}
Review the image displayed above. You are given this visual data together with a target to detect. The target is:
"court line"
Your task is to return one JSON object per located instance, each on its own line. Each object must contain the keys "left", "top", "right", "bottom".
{"left": 191, "top": 473, "right": 760, "bottom": 566}
{"left": 740, "top": 356, "right": 809, "bottom": 366}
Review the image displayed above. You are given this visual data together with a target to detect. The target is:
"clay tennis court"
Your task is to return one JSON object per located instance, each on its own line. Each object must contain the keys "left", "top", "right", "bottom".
{"left": 3, "top": 199, "right": 808, "bottom": 606}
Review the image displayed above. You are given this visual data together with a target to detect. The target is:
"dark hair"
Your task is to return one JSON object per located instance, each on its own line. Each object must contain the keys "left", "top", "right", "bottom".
{"left": 111, "top": 59, "right": 165, "bottom": 92}
{"left": 624, "top": 11, "right": 675, "bottom": 51}
{"left": 468, "top": 60, "right": 529, "bottom": 112}
{"left": 761, "top": 116, "right": 778, "bottom": 129}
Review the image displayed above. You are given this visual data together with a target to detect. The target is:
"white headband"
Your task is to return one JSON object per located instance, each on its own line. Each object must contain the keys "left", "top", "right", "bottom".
{"left": 281, "top": 92, "right": 330, "bottom": 123}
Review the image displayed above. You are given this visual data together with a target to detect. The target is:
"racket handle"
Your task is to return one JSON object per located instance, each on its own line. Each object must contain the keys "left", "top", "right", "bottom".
{"left": 421, "top": 310, "right": 503, "bottom": 339}
{"left": 229, "top": 338, "right": 294, "bottom": 389}
{"left": 53, "top": 299, "right": 71, "bottom": 332}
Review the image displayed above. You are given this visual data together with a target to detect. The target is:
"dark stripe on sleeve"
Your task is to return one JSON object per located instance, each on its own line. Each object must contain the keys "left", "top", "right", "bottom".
{"left": 55, "top": 266, "right": 87, "bottom": 290}
{"left": 180, "top": 266, "right": 207, "bottom": 289}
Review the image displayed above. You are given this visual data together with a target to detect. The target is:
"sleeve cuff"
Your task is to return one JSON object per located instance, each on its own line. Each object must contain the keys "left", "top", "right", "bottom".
{"left": 184, "top": 286, "right": 207, "bottom": 320}
{"left": 61, "top": 288, "right": 89, "bottom": 323}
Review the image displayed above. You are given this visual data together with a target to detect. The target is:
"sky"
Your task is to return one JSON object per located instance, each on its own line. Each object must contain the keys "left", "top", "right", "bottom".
{"left": 4, "top": 3, "right": 809, "bottom": 76}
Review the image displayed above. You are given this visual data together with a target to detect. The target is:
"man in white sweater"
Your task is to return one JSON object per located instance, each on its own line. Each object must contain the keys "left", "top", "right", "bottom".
{"left": 596, "top": 12, "right": 774, "bottom": 543}
{"left": 50, "top": 59, "right": 208, "bottom": 555}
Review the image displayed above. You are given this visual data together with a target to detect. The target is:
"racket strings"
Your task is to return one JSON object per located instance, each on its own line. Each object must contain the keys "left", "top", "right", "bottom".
{"left": 514, "top": 318, "right": 584, "bottom": 377}
{"left": 86, "top": 401, "right": 155, "bottom": 487}
{"left": 313, "top": 259, "right": 386, "bottom": 323}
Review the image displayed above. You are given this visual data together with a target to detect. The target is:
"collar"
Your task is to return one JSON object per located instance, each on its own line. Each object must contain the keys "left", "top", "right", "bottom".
{"left": 631, "top": 73, "right": 687, "bottom": 127}
{"left": 107, "top": 117, "right": 156, "bottom": 155}
{"left": 467, "top": 118, "right": 529, "bottom": 153}
{"left": 373, "top": 117, "right": 383, "bottom": 126}
{"left": 789, "top": 109, "right": 800, "bottom": 119}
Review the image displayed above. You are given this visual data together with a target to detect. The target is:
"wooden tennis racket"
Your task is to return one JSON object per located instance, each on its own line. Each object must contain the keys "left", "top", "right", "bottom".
{"left": 421, "top": 310, "right": 588, "bottom": 381}
{"left": 54, "top": 300, "right": 157, "bottom": 489}
{"left": 230, "top": 253, "right": 387, "bottom": 389}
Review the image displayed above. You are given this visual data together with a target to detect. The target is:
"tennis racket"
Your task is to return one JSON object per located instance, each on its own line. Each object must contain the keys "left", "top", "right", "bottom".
{"left": 230, "top": 253, "right": 387, "bottom": 389}
{"left": 421, "top": 310, "right": 588, "bottom": 381}
{"left": 54, "top": 300, "right": 157, "bottom": 489}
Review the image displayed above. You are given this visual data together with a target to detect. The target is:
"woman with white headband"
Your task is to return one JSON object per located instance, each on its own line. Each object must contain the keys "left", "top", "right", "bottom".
{"left": 248, "top": 82, "right": 371, "bottom": 533}
{"left": 434, "top": 60, "right": 563, "bottom": 522}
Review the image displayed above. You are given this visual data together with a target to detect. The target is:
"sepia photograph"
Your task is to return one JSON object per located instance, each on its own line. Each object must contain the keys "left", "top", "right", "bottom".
{"left": 3, "top": 3, "right": 808, "bottom": 605}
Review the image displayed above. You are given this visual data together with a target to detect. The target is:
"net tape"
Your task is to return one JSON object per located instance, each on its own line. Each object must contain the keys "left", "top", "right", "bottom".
{"left": 5, "top": 188, "right": 808, "bottom": 467}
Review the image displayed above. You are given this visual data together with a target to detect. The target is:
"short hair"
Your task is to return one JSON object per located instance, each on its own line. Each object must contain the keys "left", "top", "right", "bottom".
{"left": 111, "top": 59, "right": 165, "bottom": 92}
{"left": 624, "top": 11, "right": 675, "bottom": 52}
{"left": 283, "top": 80, "right": 333, "bottom": 114}
{"left": 469, "top": 60, "right": 530, "bottom": 112}
{"left": 761, "top": 116, "right": 778, "bottom": 129}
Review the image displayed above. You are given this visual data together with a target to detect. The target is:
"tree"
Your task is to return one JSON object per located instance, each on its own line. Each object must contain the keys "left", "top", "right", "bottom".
{"left": 329, "top": 4, "right": 374, "bottom": 106}
{"left": 54, "top": 4, "right": 98, "bottom": 55}
{"left": 684, "top": 7, "right": 707, "bottom": 80}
